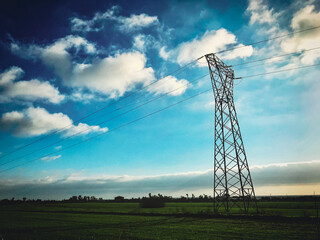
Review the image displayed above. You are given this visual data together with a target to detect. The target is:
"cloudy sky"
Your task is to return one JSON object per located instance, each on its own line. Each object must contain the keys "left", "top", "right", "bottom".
{"left": 0, "top": 0, "right": 320, "bottom": 199}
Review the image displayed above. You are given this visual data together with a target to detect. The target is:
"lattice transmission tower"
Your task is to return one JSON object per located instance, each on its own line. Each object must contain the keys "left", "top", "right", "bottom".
{"left": 206, "top": 53, "right": 258, "bottom": 214}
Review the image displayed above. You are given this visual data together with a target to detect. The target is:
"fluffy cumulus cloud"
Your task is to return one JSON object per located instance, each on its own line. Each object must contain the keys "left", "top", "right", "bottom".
{"left": 281, "top": 5, "right": 320, "bottom": 64}
{"left": 11, "top": 36, "right": 189, "bottom": 98}
{"left": 149, "top": 76, "right": 189, "bottom": 96}
{"left": 70, "top": 6, "right": 158, "bottom": 33}
{"left": 0, "top": 66, "right": 23, "bottom": 85}
{"left": 246, "top": 0, "right": 279, "bottom": 25}
{"left": 0, "top": 66, "right": 64, "bottom": 104}
{"left": 162, "top": 28, "right": 253, "bottom": 66}
{"left": 1, "top": 160, "right": 320, "bottom": 199}
{"left": 40, "top": 36, "right": 96, "bottom": 80}
{"left": 11, "top": 35, "right": 96, "bottom": 80}
{"left": 246, "top": 1, "right": 320, "bottom": 66}
{"left": 0, "top": 107, "right": 108, "bottom": 137}
{"left": 70, "top": 51, "right": 155, "bottom": 98}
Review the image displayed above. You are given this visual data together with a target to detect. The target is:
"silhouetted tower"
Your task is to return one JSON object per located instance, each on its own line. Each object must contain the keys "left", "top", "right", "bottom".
{"left": 206, "top": 53, "right": 257, "bottom": 214}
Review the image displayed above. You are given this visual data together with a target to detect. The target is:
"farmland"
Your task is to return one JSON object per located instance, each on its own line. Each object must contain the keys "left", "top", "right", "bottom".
{"left": 0, "top": 201, "right": 319, "bottom": 239}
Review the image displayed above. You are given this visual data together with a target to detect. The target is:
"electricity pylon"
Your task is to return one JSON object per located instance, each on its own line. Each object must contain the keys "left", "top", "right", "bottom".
{"left": 206, "top": 53, "right": 257, "bottom": 214}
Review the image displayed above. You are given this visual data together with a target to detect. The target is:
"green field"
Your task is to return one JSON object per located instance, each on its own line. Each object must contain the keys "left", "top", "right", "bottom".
{"left": 0, "top": 202, "right": 319, "bottom": 239}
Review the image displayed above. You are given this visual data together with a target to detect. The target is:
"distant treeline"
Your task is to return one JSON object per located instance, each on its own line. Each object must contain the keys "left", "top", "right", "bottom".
{"left": 1, "top": 193, "right": 320, "bottom": 204}
{"left": 0, "top": 193, "right": 212, "bottom": 204}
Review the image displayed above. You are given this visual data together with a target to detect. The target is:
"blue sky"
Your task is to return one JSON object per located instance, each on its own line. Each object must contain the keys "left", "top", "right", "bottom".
{"left": 0, "top": 0, "right": 320, "bottom": 199}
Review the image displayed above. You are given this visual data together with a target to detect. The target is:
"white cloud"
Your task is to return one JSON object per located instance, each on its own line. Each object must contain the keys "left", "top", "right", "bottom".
{"left": 246, "top": 1, "right": 320, "bottom": 66}
{"left": 0, "top": 107, "right": 108, "bottom": 137}
{"left": 251, "top": 160, "right": 320, "bottom": 185}
{"left": 159, "top": 46, "right": 170, "bottom": 60}
{"left": 246, "top": 0, "right": 279, "bottom": 25}
{"left": 244, "top": 0, "right": 284, "bottom": 58}
{"left": 132, "top": 34, "right": 160, "bottom": 53}
{"left": 40, "top": 35, "right": 96, "bottom": 79}
{"left": 11, "top": 37, "right": 154, "bottom": 98}
{"left": 41, "top": 155, "right": 61, "bottom": 162}
{"left": 12, "top": 35, "right": 96, "bottom": 59}
{"left": 71, "top": 18, "right": 93, "bottom": 32}
{"left": 70, "top": 6, "right": 120, "bottom": 32}
{"left": 11, "top": 35, "right": 96, "bottom": 81}
{"left": 281, "top": 5, "right": 320, "bottom": 64}
{"left": 0, "top": 66, "right": 23, "bottom": 85}
{"left": 0, "top": 66, "right": 64, "bottom": 104}
{"left": 291, "top": 5, "right": 320, "bottom": 31}
{"left": 70, "top": 51, "right": 155, "bottom": 98}
{"left": 1, "top": 160, "right": 320, "bottom": 199}
{"left": 117, "top": 13, "right": 159, "bottom": 32}
{"left": 46, "top": 35, "right": 96, "bottom": 54}
{"left": 132, "top": 34, "right": 146, "bottom": 51}
{"left": 220, "top": 44, "right": 254, "bottom": 60}
{"left": 70, "top": 51, "right": 189, "bottom": 98}
{"left": 149, "top": 76, "right": 189, "bottom": 96}
{"left": 163, "top": 29, "right": 253, "bottom": 66}
{"left": 70, "top": 6, "right": 158, "bottom": 33}
{"left": 11, "top": 35, "right": 189, "bottom": 98}
{"left": 6, "top": 79, "right": 64, "bottom": 104}
{"left": 69, "top": 90, "right": 97, "bottom": 103}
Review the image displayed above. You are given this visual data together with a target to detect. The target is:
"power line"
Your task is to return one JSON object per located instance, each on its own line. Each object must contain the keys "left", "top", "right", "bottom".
{"left": 230, "top": 48, "right": 320, "bottom": 84}
{"left": 214, "top": 25, "right": 320, "bottom": 55}
{"left": 1, "top": 58, "right": 318, "bottom": 167}
{"left": 239, "top": 63, "right": 320, "bottom": 79}
{"left": 0, "top": 74, "right": 209, "bottom": 168}
{"left": 230, "top": 48, "right": 320, "bottom": 76}
{"left": 0, "top": 57, "right": 203, "bottom": 160}
{"left": 1, "top": 62, "right": 319, "bottom": 173}
{"left": 5, "top": 49, "right": 318, "bottom": 167}
{"left": 0, "top": 87, "right": 213, "bottom": 173}
{"left": 232, "top": 46, "right": 320, "bottom": 68}
{"left": 234, "top": 51, "right": 320, "bottom": 72}
{"left": 2, "top": 25, "right": 320, "bottom": 159}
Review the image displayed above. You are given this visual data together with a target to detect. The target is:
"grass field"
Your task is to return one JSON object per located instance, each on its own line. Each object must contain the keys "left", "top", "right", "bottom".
{"left": 0, "top": 202, "right": 319, "bottom": 239}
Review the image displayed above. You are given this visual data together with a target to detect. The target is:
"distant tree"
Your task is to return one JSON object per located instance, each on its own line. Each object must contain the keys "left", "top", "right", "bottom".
{"left": 22, "top": 197, "right": 26, "bottom": 202}
{"left": 69, "top": 196, "right": 77, "bottom": 202}
{"left": 1, "top": 199, "right": 10, "bottom": 204}
{"left": 114, "top": 196, "right": 124, "bottom": 202}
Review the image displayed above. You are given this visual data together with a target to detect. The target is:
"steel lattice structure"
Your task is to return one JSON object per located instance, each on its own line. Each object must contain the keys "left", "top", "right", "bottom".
{"left": 206, "top": 53, "right": 258, "bottom": 214}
